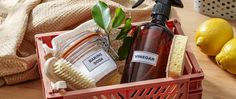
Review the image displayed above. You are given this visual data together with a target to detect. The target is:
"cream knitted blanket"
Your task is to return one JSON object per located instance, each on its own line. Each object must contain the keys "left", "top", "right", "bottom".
{"left": 0, "top": 0, "right": 156, "bottom": 86}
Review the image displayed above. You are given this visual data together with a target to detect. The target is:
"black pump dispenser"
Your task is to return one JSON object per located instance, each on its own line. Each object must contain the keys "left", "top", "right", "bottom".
{"left": 133, "top": 0, "right": 183, "bottom": 25}
{"left": 132, "top": 0, "right": 183, "bottom": 9}
{"left": 121, "top": 0, "right": 184, "bottom": 83}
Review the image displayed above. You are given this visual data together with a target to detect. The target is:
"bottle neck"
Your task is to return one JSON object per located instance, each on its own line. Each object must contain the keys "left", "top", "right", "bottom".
{"left": 151, "top": 15, "right": 168, "bottom": 26}
{"left": 151, "top": 0, "right": 171, "bottom": 26}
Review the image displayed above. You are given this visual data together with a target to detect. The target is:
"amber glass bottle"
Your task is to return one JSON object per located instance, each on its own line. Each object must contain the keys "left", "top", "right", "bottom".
{"left": 121, "top": 0, "right": 183, "bottom": 83}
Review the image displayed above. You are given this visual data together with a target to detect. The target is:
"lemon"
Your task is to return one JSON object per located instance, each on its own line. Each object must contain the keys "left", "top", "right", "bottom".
{"left": 195, "top": 18, "right": 234, "bottom": 56}
{"left": 216, "top": 39, "right": 236, "bottom": 74}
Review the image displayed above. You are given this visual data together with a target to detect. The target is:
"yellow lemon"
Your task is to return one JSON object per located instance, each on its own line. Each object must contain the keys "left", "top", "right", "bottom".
{"left": 195, "top": 18, "right": 233, "bottom": 56}
{"left": 216, "top": 39, "right": 236, "bottom": 74}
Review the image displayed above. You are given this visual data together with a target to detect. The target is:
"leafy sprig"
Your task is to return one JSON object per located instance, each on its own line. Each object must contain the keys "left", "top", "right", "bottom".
{"left": 92, "top": 1, "right": 125, "bottom": 34}
{"left": 92, "top": 1, "right": 136, "bottom": 60}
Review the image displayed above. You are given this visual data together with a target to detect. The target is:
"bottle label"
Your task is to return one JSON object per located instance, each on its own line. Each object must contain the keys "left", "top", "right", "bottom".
{"left": 83, "top": 50, "right": 111, "bottom": 72}
{"left": 131, "top": 51, "right": 158, "bottom": 66}
{"left": 74, "top": 49, "right": 116, "bottom": 82}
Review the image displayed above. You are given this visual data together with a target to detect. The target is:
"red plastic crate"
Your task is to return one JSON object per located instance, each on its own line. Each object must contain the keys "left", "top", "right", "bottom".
{"left": 35, "top": 19, "right": 204, "bottom": 99}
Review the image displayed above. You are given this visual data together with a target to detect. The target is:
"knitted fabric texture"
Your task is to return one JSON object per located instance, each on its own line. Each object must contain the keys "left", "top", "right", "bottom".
{"left": 25, "top": 0, "right": 154, "bottom": 43}
{"left": 0, "top": 0, "right": 156, "bottom": 86}
{"left": 0, "top": 0, "right": 41, "bottom": 86}
{"left": 0, "top": 78, "right": 5, "bottom": 87}
{"left": 4, "top": 64, "right": 39, "bottom": 85}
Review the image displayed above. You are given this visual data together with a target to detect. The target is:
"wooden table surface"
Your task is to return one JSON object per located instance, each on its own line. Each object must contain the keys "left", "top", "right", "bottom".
{"left": 0, "top": 0, "right": 236, "bottom": 99}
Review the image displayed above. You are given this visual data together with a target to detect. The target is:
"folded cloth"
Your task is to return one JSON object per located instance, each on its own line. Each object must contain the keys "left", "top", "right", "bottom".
{"left": 0, "top": 63, "right": 39, "bottom": 87}
{"left": 25, "top": 0, "right": 154, "bottom": 44}
{"left": 0, "top": 0, "right": 41, "bottom": 85}
{"left": 0, "top": 0, "right": 155, "bottom": 86}
{"left": 3, "top": 64, "right": 39, "bottom": 85}
{"left": 0, "top": 78, "right": 5, "bottom": 87}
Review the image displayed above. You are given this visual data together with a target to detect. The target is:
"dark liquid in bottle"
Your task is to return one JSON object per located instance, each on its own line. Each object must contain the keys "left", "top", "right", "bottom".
{"left": 121, "top": 25, "right": 173, "bottom": 83}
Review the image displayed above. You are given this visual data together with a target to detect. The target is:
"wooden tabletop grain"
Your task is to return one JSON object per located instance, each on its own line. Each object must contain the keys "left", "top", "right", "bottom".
{"left": 0, "top": 0, "right": 236, "bottom": 99}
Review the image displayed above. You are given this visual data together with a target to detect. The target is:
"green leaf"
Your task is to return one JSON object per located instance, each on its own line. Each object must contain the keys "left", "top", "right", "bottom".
{"left": 115, "top": 18, "right": 132, "bottom": 40}
{"left": 111, "top": 8, "right": 125, "bottom": 28}
{"left": 117, "top": 26, "right": 141, "bottom": 60}
{"left": 118, "top": 37, "right": 133, "bottom": 60}
{"left": 132, "top": 25, "right": 141, "bottom": 39}
{"left": 92, "top": 1, "right": 111, "bottom": 30}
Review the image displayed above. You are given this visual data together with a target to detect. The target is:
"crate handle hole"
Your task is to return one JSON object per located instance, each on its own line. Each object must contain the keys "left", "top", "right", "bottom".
{"left": 154, "top": 87, "right": 161, "bottom": 94}
{"left": 162, "top": 87, "right": 167, "bottom": 93}
{"left": 139, "top": 89, "right": 146, "bottom": 96}
{"left": 131, "top": 90, "right": 138, "bottom": 97}
{"left": 180, "top": 83, "right": 185, "bottom": 89}
{"left": 146, "top": 88, "right": 153, "bottom": 95}
{"left": 118, "top": 92, "right": 125, "bottom": 99}
{"left": 178, "top": 93, "right": 184, "bottom": 99}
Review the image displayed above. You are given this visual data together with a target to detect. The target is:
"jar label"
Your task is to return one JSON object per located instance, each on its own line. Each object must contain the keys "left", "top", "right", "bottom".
{"left": 83, "top": 49, "right": 112, "bottom": 72}
{"left": 131, "top": 51, "right": 158, "bottom": 66}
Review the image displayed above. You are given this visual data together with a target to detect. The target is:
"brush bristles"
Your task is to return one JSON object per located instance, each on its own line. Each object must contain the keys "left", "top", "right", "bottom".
{"left": 53, "top": 59, "right": 96, "bottom": 89}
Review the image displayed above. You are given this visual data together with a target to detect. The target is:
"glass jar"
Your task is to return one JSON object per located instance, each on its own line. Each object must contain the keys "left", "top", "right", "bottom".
{"left": 54, "top": 31, "right": 118, "bottom": 84}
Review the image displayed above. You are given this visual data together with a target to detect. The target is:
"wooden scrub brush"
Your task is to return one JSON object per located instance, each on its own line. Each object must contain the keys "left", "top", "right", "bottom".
{"left": 44, "top": 57, "right": 96, "bottom": 90}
